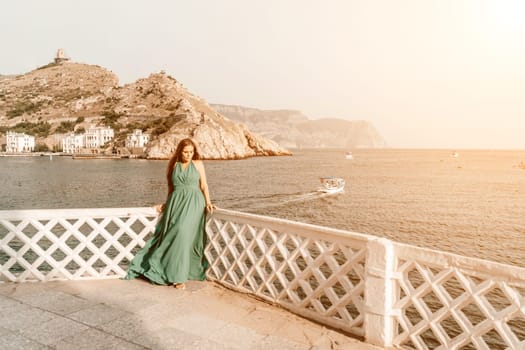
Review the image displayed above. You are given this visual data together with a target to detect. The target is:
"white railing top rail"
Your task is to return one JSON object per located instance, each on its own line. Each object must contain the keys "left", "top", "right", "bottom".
{"left": 215, "top": 208, "right": 377, "bottom": 243}
{"left": 393, "top": 241, "right": 525, "bottom": 285}
{"left": 0, "top": 207, "right": 157, "bottom": 220}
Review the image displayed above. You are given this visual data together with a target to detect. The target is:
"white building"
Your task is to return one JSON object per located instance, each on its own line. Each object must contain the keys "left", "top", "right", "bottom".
{"left": 61, "top": 134, "right": 84, "bottom": 154}
{"left": 125, "top": 129, "right": 150, "bottom": 149}
{"left": 5, "top": 131, "right": 35, "bottom": 153}
{"left": 84, "top": 126, "right": 114, "bottom": 148}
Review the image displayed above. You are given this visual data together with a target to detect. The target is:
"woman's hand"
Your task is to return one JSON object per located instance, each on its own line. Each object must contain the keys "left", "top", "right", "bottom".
{"left": 206, "top": 202, "right": 216, "bottom": 214}
{"left": 154, "top": 203, "right": 165, "bottom": 213}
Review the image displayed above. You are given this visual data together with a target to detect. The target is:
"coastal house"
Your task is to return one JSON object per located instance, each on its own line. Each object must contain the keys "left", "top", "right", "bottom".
{"left": 84, "top": 126, "right": 114, "bottom": 149}
{"left": 61, "top": 133, "right": 84, "bottom": 154}
{"left": 5, "top": 131, "right": 35, "bottom": 153}
{"left": 56, "top": 126, "right": 115, "bottom": 154}
{"left": 125, "top": 129, "right": 150, "bottom": 149}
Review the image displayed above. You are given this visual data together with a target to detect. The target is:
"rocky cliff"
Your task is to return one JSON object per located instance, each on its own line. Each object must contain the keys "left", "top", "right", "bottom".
{"left": 0, "top": 61, "right": 290, "bottom": 159}
{"left": 211, "top": 104, "right": 386, "bottom": 149}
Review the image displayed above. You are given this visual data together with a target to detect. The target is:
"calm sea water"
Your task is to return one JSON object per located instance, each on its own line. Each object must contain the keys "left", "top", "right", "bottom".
{"left": 2, "top": 149, "right": 525, "bottom": 267}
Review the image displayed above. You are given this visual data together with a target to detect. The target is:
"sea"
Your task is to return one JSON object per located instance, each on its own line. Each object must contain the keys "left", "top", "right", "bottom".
{"left": 1, "top": 149, "right": 525, "bottom": 268}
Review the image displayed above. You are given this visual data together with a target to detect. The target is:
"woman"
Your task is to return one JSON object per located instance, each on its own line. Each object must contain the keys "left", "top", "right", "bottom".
{"left": 125, "top": 138, "right": 215, "bottom": 289}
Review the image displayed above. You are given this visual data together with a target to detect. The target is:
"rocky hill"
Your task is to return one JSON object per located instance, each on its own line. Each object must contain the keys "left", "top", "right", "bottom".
{"left": 0, "top": 61, "right": 290, "bottom": 159}
{"left": 211, "top": 104, "right": 386, "bottom": 149}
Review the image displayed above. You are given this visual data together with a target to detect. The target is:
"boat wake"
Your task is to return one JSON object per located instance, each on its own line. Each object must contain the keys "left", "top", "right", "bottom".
{"left": 224, "top": 190, "right": 341, "bottom": 210}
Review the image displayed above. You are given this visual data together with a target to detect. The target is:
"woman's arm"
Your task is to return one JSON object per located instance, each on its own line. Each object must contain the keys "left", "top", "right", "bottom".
{"left": 194, "top": 160, "right": 215, "bottom": 213}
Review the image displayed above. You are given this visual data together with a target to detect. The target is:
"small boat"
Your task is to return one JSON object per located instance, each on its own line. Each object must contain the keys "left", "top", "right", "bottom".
{"left": 318, "top": 176, "right": 345, "bottom": 194}
{"left": 451, "top": 151, "right": 459, "bottom": 158}
{"left": 345, "top": 152, "right": 353, "bottom": 160}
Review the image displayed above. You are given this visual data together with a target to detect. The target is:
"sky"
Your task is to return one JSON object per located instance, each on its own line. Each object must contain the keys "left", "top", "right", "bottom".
{"left": 2, "top": 0, "right": 525, "bottom": 149}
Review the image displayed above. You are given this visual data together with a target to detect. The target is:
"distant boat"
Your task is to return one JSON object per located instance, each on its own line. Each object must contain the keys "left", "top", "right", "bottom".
{"left": 345, "top": 152, "right": 353, "bottom": 160}
{"left": 318, "top": 176, "right": 345, "bottom": 194}
{"left": 451, "top": 151, "right": 459, "bottom": 158}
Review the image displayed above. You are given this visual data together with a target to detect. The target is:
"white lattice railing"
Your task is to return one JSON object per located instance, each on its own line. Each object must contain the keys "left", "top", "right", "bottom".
{"left": 0, "top": 207, "right": 157, "bottom": 282}
{"left": 390, "top": 243, "right": 525, "bottom": 350}
{"left": 205, "top": 209, "right": 375, "bottom": 337}
{"left": 205, "top": 210, "right": 525, "bottom": 349}
{"left": 1, "top": 207, "right": 525, "bottom": 349}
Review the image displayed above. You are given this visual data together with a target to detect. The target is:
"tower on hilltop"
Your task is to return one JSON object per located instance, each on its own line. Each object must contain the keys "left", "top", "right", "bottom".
{"left": 54, "top": 48, "right": 70, "bottom": 64}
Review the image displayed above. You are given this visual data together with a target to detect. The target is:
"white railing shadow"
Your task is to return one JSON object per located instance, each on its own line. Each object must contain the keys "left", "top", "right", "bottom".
{"left": 1, "top": 207, "right": 524, "bottom": 349}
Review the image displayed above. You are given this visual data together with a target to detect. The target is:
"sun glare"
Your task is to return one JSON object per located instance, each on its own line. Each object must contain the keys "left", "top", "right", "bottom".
{"left": 476, "top": 1, "right": 525, "bottom": 39}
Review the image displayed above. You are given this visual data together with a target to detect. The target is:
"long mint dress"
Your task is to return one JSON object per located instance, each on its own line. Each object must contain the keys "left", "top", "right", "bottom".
{"left": 125, "top": 161, "right": 208, "bottom": 284}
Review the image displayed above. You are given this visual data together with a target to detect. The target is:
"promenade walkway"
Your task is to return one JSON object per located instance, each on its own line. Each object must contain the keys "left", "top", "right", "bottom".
{"left": 0, "top": 279, "right": 380, "bottom": 350}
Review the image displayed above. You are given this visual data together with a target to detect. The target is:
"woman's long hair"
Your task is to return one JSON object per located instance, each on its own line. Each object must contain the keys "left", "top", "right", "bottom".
{"left": 166, "top": 138, "right": 201, "bottom": 195}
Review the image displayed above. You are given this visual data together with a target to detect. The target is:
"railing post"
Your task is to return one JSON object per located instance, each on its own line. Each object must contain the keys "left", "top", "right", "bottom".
{"left": 364, "top": 238, "right": 396, "bottom": 348}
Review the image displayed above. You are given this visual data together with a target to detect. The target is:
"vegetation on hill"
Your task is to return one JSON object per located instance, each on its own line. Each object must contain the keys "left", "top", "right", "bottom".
{"left": 54, "top": 117, "right": 85, "bottom": 133}
{"left": 0, "top": 121, "right": 52, "bottom": 137}
{"left": 7, "top": 100, "right": 45, "bottom": 118}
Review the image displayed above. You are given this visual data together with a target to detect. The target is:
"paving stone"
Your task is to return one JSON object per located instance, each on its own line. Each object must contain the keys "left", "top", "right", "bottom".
{"left": 0, "top": 280, "right": 58, "bottom": 298}
{"left": 278, "top": 315, "right": 332, "bottom": 344}
{"left": 178, "top": 291, "right": 254, "bottom": 324}
{"left": 136, "top": 327, "right": 232, "bottom": 350}
{"left": 68, "top": 303, "right": 133, "bottom": 327}
{"left": 0, "top": 294, "right": 24, "bottom": 310}
{"left": 0, "top": 299, "right": 30, "bottom": 319}
{"left": 99, "top": 315, "right": 159, "bottom": 342}
{"left": 102, "top": 340, "right": 149, "bottom": 350}
{"left": 253, "top": 334, "right": 309, "bottom": 350}
{"left": 189, "top": 336, "right": 237, "bottom": 350}
{"left": 98, "top": 292, "right": 164, "bottom": 314}
{"left": 335, "top": 342, "right": 382, "bottom": 350}
{"left": 0, "top": 326, "right": 11, "bottom": 337}
{"left": 1, "top": 305, "right": 57, "bottom": 332}
{"left": 111, "top": 310, "right": 231, "bottom": 348}
{"left": 18, "top": 315, "right": 89, "bottom": 346}
{"left": 238, "top": 305, "right": 289, "bottom": 335}
{"left": 206, "top": 322, "right": 266, "bottom": 349}
{"left": 0, "top": 333, "right": 49, "bottom": 350}
{"left": 0, "top": 282, "right": 16, "bottom": 295}
{"left": 14, "top": 290, "right": 94, "bottom": 315}
{"left": 0, "top": 279, "right": 379, "bottom": 350}
{"left": 166, "top": 312, "right": 229, "bottom": 336}
{"left": 134, "top": 298, "right": 189, "bottom": 319}
{"left": 53, "top": 328, "right": 144, "bottom": 350}
{"left": 323, "top": 329, "right": 375, "bottom": 349}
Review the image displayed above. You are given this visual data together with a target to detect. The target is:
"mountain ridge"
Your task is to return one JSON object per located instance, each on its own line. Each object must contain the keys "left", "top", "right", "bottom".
{"left": 211, "top": 104, "right": 386, "bottom": 149}
{"left": 0, "top": 61, "right": 290, "bottom": 159}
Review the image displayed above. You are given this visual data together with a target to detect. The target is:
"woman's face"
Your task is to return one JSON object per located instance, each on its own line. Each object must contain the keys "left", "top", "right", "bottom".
{"left": 181, "top": 145, "right": 194, "bottom": 162}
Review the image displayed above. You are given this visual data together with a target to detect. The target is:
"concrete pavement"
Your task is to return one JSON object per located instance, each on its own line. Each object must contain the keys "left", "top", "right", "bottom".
{"left": 0, "top": 279, "right": 381, "bottom": 350}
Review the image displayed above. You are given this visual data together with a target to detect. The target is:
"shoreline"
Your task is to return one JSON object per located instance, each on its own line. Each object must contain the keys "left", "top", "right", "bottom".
{"left": 0, "top": 152, "right": 135, "bottom": 159}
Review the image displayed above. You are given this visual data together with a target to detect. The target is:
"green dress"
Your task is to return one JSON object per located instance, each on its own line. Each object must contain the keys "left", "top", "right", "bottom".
{"left": 125, "top": 161, "right": 208, "bottom": 284}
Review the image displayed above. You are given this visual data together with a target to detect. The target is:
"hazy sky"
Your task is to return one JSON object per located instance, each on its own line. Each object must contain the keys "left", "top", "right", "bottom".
{"left": 2, "top": 1, "right": 525, "bottom": 149}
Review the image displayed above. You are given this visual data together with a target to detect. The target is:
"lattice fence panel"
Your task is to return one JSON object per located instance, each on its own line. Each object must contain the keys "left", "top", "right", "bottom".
{"left": 205, "top": 211, "right": 369, "bottom": 336}
{"left": 392, "top": 256, "right": 525, "bottom": 350}
{"left": 0, "top": 208, "right": 157, "bottom": 282}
